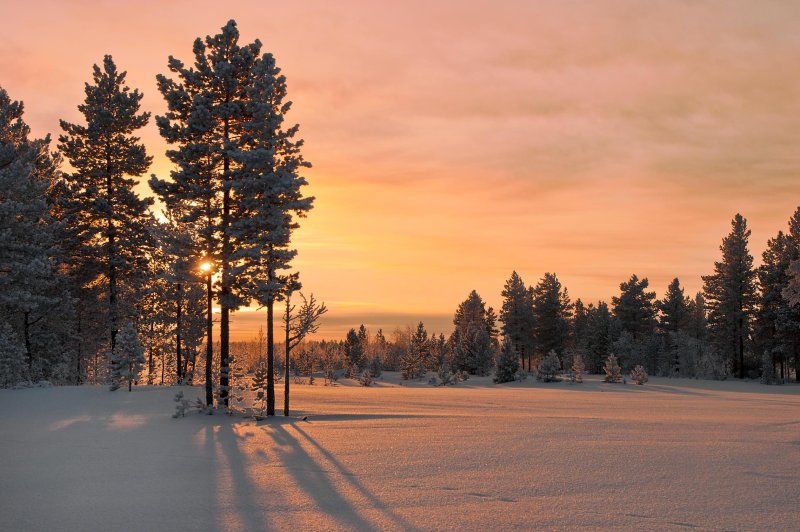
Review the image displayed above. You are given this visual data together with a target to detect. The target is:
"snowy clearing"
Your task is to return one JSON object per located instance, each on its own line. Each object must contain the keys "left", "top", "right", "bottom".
{"left": 1, "top": 375, "right": 798, "bottom": 531}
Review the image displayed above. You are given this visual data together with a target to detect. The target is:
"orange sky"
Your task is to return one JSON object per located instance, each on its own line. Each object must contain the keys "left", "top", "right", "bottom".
{"left": 3, "top": 1, "right": 800, "bottom": 340}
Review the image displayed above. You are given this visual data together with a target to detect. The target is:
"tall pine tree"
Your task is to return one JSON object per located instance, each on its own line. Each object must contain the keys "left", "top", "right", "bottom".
{"left": 58, "top": 56, "right": 153, "bottom": 361}
{"left": 702, "top": 214, "right": 757, "bottom": 379}
{"left": 532, "top": 273, "right": 572, "bottom": 359}
{"left": 612, "top": 274, "right": 657, "bottom": 339}
{"left": 500, "top": 271, "right": 535, "bottom": 372}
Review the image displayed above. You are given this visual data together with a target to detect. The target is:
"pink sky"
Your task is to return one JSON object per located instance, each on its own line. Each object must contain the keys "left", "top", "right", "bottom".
{"left": 3, "top": 1, "right": 800, "bottom": 339}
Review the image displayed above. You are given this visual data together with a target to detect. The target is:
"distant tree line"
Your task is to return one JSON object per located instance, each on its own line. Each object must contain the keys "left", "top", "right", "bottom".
{"left": 319, "top": 211, "right": 800, "bottom": 384}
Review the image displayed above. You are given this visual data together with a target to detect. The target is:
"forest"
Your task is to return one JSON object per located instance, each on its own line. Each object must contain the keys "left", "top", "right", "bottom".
{"left": 2, "top": 19, "right": 799, "bottom": 421}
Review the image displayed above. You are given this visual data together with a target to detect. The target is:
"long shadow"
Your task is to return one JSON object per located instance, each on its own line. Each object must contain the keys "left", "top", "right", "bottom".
{"left": 267, "top": 423, "right": 380, "bottom": 530}
{"left": 214, "top": 422, "right": 276, "bottom": 531}
{"left": 291, "top": 424, "right": 421, "bottom": 531}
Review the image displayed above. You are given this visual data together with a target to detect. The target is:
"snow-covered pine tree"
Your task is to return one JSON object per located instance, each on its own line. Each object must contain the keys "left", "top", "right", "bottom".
{"left": 251, "top": 358, "right": 269, "bottom": 416}
{"left": 230, "top": 43, "right": 314, "bottom": 416}
{"left": 151, "top": 21, "right": 263, "bottom": 406}
{"left": 536, "top": 350, "right": 561, "bottom": 382}
{"left": 58, "top": 56, "right": 153, "bottom": 364}
{"left": 702, "top": 214, "right": 757, "bottom": 379}
{"left": 612, "top": 274, "right": 657, "bottom": 340}
{"left": 603, "top": 353, "right": 622, "bottom": 383}
{"left": 572, "top": 353, "right": 585, "bottom": 383}
{"left": 658, "top": 278, "right": 690, "bottom": 333}
{"left": 401, "top": 322, "right": 429, "bottom": 380}
{"left": 532, "top": 273, "right": 572, "bottom": 359}
{"left": 585, "top": 302, "right": 612, "bottom": 373}
{"left": 494, "top": 337, "right": 519, "bottom": 384}
{"left": 343, "top": 328, "right": 366, "bottom": 376}
{"left": 109, "top": 321, "right": 145, "bottom": 391}
{"left": 0, "top": 87, "right": 75, "bottom": 383}
{"left": 630, "top": 365, "right": 648, "bottom": 385}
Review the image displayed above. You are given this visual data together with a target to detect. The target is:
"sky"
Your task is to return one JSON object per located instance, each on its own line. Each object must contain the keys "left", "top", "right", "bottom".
{"left": 2, "top": 0, "right": 800, "bottom": 340}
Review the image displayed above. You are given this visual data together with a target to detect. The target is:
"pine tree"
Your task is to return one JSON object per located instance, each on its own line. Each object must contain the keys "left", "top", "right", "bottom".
{"left": 450, "top": 291, "right": 497, "bottom": 375}
{"left": 110, "top": 321, "right": 145, "bottom": 392}
{"left": 702, "top": 214, "right": 757, "bottom": 379}
{"left": 603, "top": 353, "right": 622, "bottom": 383}
{"left": 630, "top": 365, "right": 648, "bottom": 385}
{"left": 251, "top": 358, "right": 269, "bottom": 416}
{"left": 779, "top": 207, "right": 800, "bottom": 382}
{"left": 230, "top": 43, "right": 313, "bottom": 415}
{"left": 612, "top": 274, "right": 657, "bottom": 339}
{"left": 536, "top": 350, "right": 561, "bottom": 382}
{"left": 58, "top": 56, "right": 153, "bottom": 365}
{"left": 500, "top": 271, "right": 535, "bottom": 372}
{"left": 343, "top": 328, "right": 365, "bottom": 376}
{"left": 532, "top": 273, "right": 572, "bottom": 359}
{"left": 0, "top": 87, "right": 72, "bottom": 382}
{"left": 658, "top": 278, "right": 690, "bottom": 333}
{"left": 585, "top": 302, "right": 612, "bottom": 373}
{"left": 151, "top": 21, "right": 262, "bottom": 407}
{"left": 755, "top": 231, "right": 791, "bottom": 381}
{"left": 401, "top": 322, "right": 429, "bottom": 380}
{"left": 494, "top": 337, "right": 519, "bottom": 384}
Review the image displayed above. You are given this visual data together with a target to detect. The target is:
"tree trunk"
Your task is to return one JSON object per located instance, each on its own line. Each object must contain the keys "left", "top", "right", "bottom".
{"left": 205, "top": 272, "right": 213, "bottom": 406}
{"left": 284, "top": 296, "right": 291, "bottom": 417}
{"left": 76, "top": 310, "right": 82, "bottom": 385}
{"left": 218, "top": 89, "right": 232, "bottom": 408}
{"left": 267, "top": 298, "right": 275, "bottom": 416}
{"left": 176, "top": 283, "right": 182, "bottom": 383}
{"left": 107, "top": 162, "right": 117, "bottom": 356}
{"left": 24, "top": 311, "right": 32, "bottom": 373}
{"left": 738, "top": 317, "right": 744, "bottom": 379}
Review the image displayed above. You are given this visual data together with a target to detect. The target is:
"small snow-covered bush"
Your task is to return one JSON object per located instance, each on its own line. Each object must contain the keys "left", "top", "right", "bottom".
{"left": 603, "top": 353, "right": 623, "bottom": 383}
{"left": 251, "top": 359, "right": 269, "bottom": 416}
{"left": 172, "top": 391, "right": 206, "bottom": 418}
{"left": 359, "top": 369, "right": 373, "bottom": 387}
{"left": 109, "top": 322, "right": 145, "bottom": 392}
{"left": 630, "top": 365, "right": 648, "bottom": 385}
{"left": 537, "top": 351, "right": 561, "bottom": 382}
{"left": 494, "top": 339, "right": 519, "bottom": 384}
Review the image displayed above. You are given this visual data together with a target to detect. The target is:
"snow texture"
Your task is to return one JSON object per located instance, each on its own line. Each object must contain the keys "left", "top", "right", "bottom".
{"left": 1, "top": 374, "right": 798, "bottom": 531}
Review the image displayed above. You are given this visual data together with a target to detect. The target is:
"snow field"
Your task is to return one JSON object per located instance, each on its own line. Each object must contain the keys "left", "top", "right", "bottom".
{"left": 1, "top": 374, "right": 798, "bottom": 531}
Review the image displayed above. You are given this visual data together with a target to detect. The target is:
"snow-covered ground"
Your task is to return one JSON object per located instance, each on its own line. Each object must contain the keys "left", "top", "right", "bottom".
{"left": 1, "top": 374, "right": 798, "bottom": 531}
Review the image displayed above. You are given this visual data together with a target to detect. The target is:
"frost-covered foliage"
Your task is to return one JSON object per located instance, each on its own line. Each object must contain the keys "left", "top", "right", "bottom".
{"left": 536, "top": 350, "right": 561, "bottom": 382}
{"left": 343, "top": 328, "right": 366, "bottom": 376}
{"left": 760, "top": 351, "right": 775, "bottom": 384}
{"left": 603, "top": 353, "right": 622, "bottom": 383}
{"left": 452, "top": 326, "right": 495, "bottom": 377}
{"left": 630, "top": 365, "right": 648, "bottom": 385}
{"left": 172, "top": 391, "right": 205, "bottom": 418}
{"left": 359, "top": 369, "right": 373, "bottom": 387}
{"left": 368, "top": 356, "right": 382, "bottom": 379}
{"left": 109, "top": 322, "right": 145, "bottom": 391}
{"left": 251, "top": 359, "right": 269, "bottom": 415}
{"left": 401, "top": 322, "right": 429, "bottom": 380}
{"left": 0, "top": 321, "right": 27, "bottom": 388}
{"left": 572, "top": 353, "right": 585, "bottom": 383}
{"left": 494, "top": 338, "right": 519, "bottom": 384}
